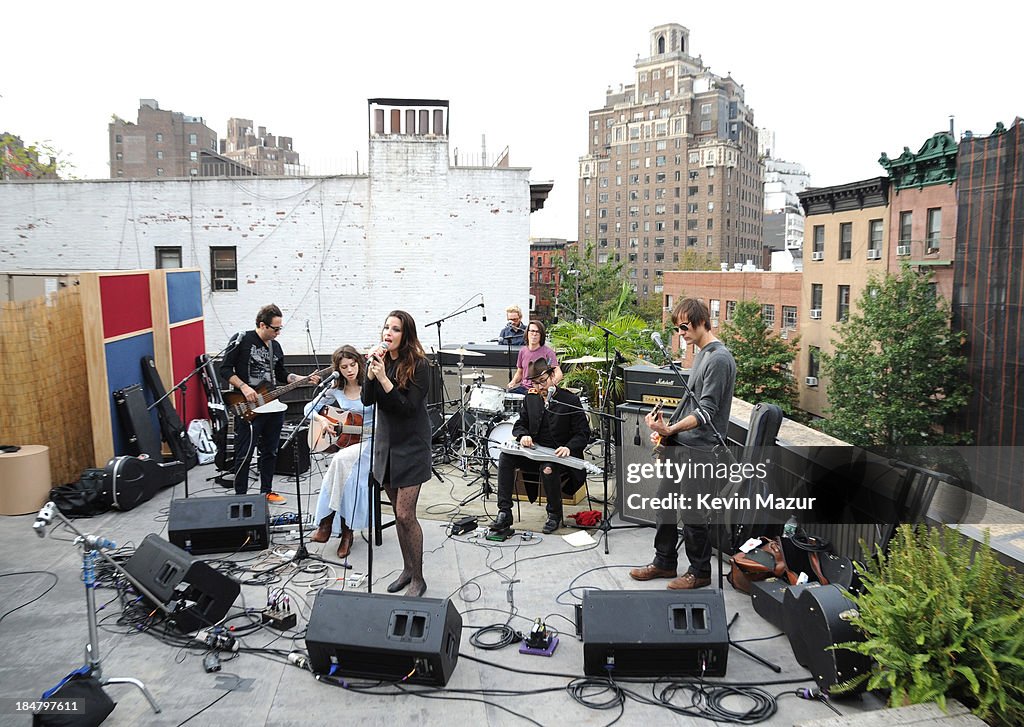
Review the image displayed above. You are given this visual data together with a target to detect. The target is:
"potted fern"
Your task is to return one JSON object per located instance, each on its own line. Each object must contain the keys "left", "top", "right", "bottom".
{"left": 835, "top": 524, "right": 1024, "bottom": 725}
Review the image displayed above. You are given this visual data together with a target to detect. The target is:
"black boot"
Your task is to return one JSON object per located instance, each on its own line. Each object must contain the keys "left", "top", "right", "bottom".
{"left": 491, "top": 510, "right": 513, "bottom": 532}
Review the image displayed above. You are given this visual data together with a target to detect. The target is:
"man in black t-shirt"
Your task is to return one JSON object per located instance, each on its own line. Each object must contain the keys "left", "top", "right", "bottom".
{"left": 219, "top": 304, "right": 318, "bottom": 504}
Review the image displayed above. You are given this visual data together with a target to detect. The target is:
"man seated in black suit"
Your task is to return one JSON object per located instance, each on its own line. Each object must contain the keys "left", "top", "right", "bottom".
{"left": 491, "top": 358, "right": 590, "bottom": 535}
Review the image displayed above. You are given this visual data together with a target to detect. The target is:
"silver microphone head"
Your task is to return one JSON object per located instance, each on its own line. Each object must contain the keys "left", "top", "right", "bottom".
{"left": 652, "top": 331, "right": 665, "bottom": 350}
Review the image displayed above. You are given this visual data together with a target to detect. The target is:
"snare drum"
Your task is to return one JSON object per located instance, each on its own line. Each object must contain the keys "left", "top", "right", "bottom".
{"left": 467, "top": 384, "right": 505, "bottom": 415}
{"left": 503, "top": 392, "right": 525, "bottom": 416}
{"left": 487, "top": 415, "right": 518, "bottom": 464}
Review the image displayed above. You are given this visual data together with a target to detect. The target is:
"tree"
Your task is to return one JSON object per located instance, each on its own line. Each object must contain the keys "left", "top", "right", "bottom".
{"left": 1, "top": 134, "right": 70, "bottom": 180}
{"left": 818, "top": 264, "right": 971, "bottom": 447}
{"left": 718, "top": 299, "right": 799, "bottom": 415}
{"left": 554, "top": 242, "right": 626, "bottom": 322}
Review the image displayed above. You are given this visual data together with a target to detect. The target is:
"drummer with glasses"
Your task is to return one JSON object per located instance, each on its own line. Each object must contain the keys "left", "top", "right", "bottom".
{"left": 506, "top": 320, "right": 563, "bottom": 395}
{"left": 491, "top": 358, "right": 589, "bottom": 535}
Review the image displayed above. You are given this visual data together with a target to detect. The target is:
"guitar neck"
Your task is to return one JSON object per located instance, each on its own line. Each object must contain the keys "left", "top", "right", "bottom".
{"left": 259, "top": 365, "right": 334, "bottom": 403}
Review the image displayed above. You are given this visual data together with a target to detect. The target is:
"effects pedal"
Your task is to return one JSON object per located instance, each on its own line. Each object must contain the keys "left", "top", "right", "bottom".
{"left": 520, "top": 618, "right": 558, "bottom": 657}
{"left": 450, "top": 515, "right": 478, "bottom": 536}
{"left": 486, "top": 528, "right": 515, "bottom": 542}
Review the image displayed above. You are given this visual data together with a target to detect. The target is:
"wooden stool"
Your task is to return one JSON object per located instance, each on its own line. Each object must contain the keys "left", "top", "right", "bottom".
{"left": 513, "top": 468, "right": 588, "bottom": 506}
{"left": 0, "top": 445, "right": 52, "bottom": 515}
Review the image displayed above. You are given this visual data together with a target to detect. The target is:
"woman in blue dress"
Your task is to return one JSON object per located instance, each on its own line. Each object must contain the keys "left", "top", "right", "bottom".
{"left": 305, "top": 345, "right": 374, "bottom": 559}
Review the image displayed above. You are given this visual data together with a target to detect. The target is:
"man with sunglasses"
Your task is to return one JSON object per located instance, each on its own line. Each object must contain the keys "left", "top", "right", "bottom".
{"left": 630, "top": 298, "right": 735, "bottom": 590}
{"left": 491, "top": 357, "right": 590, "bottom": 535}
{"left": 220, "top": 304, "right": 319, "bottom": 504}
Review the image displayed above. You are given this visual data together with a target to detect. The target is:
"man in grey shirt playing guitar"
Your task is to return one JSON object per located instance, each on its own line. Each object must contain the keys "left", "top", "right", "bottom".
{"left": 491, "top": 358, "right": 591, "bottom": 535}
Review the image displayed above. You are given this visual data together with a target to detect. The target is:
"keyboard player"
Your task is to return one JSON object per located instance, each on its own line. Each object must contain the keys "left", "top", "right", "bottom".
{"left": 491, "top": 358, "right": 590, "bottom": 535}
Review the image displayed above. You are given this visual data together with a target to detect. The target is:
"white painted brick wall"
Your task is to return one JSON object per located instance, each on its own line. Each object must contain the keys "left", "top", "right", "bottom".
{"left": 0, "top": 136, "right": 531, "bottom": 354}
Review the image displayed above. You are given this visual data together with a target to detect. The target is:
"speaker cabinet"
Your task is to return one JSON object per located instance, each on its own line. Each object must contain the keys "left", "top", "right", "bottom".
{"left": 790, "top": 584, "right": 871, "bottom": 694}
{"left": 275, "top": 425, "right": 310, "bottom": 475}
{"left": 123, "top": 534, "right": 240, "bottom": 633}
{"left": 305, "top": 591, "right": 462, "bottom": 686}
{"left": 168, "top": 494, "right": 269, "bottom": 555}
{"left": 615, "top": 403, "right": 661, "bottom": 525}
{"left": 582, "top": 589, "right": 728, "bottom": 677}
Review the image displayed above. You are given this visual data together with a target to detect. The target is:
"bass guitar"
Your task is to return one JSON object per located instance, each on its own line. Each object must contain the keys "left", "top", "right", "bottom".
{"left": 308, "top": 405, "right": 364, "bottom": 453}
{"left": 224, "top": 366, "right": 333, "bottom": 422}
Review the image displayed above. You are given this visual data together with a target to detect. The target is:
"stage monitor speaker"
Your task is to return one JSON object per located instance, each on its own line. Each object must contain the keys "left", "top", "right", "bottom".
{"left": 275, "top": 425, "right": 310, "bottom": 475}
{"left": 582, "top": 589, "right": 728, "bottom": 677}
{"left": 305, "top": 590, "right": 462, "bottom": 686}
{"left": 123, "top": 533, "right": 241, "bottom": 633}
{"left": 168, "top": 494, "right": 269, "bottom": 555}
{"left": 615, "top": 403, "right": 660, "bottom": 525}
{"left": 790, "top": 584, "right": 871, "bottom": 694}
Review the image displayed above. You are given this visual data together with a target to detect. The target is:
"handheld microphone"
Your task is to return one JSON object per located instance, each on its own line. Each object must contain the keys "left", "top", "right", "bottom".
{"left": 481, "top": 296, "right": 487, "bottom": 322}
{"left": 33, "top": 501, "right": 56, "bottom": 537}
{"left": 366, "top": 341, "right": 387, "bottom": 364}
{"left": 544, "top": 385, "right": 556, "bottom": 410}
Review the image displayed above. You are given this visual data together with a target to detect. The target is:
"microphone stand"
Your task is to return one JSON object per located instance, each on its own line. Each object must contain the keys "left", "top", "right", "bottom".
{"left": 279, "top": 380, "right": 350, "bottom": 568}
{"left": 34, "top": 507, "right": 165, "bottom": 714}
{"left": 424, "top": 302, "right": 485, "bottom": 464}
{"left": 558, "top": 302, "right": 639, "bottom": 554}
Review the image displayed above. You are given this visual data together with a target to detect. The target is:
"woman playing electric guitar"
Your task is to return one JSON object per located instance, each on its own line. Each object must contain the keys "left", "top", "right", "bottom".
{"left": 305, "top": 345, "right": 374, "bottom": 560}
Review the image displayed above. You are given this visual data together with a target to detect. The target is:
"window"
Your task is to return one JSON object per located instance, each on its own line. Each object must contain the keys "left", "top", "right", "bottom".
{"left": 700, "top": 119, "right": 712, "bottom": 132}
{"left": 812, "top": 225, "right": 825, "bottom": 254}
{"left": 115, "top": 152, "right": 123, "bottom": 160}
{"left": 926, "top": 208, "right": 942, "bottom": 250}
{"left": 701, "top": 103, "right": 712, "bottom": 114}
{"left": 211, "top": 247, "right": 237, "bottom": 291}
{"left": 837, "top": 285, "right": 851, "bottom": 321}
{"left": 782, "top": 306, "right": 797, "bottom": 329}
{"left": 155, "top": 246, "right": 182, "bottom": 269}
{"left": 725, "top": 300, "right": 736, "bottom": 320}
{"left": 189, "top": 151, "right": 198, "bottom": 162}
{"left": 156, "top": 150, "right": 164, "bottom": 160}
{"left": 808, "top": 347, "right": 820, "bottom": 379}
{"left": 155, "top": 133, "right": 163, "bottom": 142}
{"left": 688, "top": 151, "right": 700, "bottom": 164}
{"left": 115, "top": 134, "right": 123, "bottom": 143}
{"left": 869, "top": 219, "right": 883, "bottom": 252}
{"left": 688, "top": 186, "right": 698, "bottom": 197}
{"left": 811, "top": 284, "right": 823, "bottom": 311}
{"left": 762, "top": 304, "right": 776, "bottom": 326}
{"left": 188, "top": 133, "right": 198, "bottom": 145}
{"left": 156, "top": 168, "right": 164, "bottom": 176}
{"left": 899, "top": 211, "right": 913, "bottom": 244}
{"left": 839, "top": 222, "right": 852, "bottom": 260}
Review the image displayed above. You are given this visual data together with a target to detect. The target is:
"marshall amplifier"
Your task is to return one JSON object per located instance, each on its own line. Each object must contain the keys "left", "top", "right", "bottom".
{"left": 622, "top": 363, "right": 688, "bottom": 406}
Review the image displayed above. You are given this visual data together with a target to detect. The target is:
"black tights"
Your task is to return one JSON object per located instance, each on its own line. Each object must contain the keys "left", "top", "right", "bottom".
{"left": 384, "top": 484, "right": 424, "bottom": 587}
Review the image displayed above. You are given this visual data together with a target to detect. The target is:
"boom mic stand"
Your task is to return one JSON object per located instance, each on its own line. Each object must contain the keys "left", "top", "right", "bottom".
{"left": 33, "top": 504, "right": 164, "bottom": 715}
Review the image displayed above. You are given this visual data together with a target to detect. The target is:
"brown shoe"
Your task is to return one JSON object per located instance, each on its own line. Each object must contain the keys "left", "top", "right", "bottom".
{"left": 629, "top": 564, "right": 677, "bottom": 581}
{"left": 310, "top": 513, "right": 334, "bottom": 543}
{"left": 667, "top": 573, "right": 712, "bottom": 590}
{"left": 336, "top": 526, "right": 354, "bottom": 559}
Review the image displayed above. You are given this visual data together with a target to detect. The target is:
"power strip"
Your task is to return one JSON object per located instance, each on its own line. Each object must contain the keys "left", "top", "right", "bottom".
{"left": 345, "top": 572, "right": 366, "bottom": 589}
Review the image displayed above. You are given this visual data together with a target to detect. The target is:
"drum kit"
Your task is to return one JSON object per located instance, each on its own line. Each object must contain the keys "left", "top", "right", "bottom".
{"left": 435, "top": 347, "right": 523, "bottom": 479}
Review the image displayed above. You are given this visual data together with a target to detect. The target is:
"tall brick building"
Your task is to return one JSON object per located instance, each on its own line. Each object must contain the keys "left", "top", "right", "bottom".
{"left": 578, "top": 23, "right": 764, "bottom": 300}
{"left": 108, "top": 99, "right": 217, "bottom": 179}
{"left": 221, "top": 118, "right": 302, "bottom": 176}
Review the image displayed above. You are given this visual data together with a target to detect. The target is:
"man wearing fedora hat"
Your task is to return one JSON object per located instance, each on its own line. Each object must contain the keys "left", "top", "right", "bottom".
{"left": 491, "top": 357, "right": 590, "bottom": 535}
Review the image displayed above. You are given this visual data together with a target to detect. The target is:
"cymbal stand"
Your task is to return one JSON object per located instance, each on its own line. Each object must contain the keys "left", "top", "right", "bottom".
{"left": 459, "top": 413, "right": 496, "bottom": 506}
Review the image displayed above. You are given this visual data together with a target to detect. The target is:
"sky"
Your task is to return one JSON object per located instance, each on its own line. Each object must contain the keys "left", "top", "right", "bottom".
{"left": 4, "top": 2, "right": 1020, "bottom": 241}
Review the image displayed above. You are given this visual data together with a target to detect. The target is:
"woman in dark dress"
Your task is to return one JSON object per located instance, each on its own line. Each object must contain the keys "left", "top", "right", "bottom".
{"left": 362, "top": 310, "right": 432, "bottom": 597}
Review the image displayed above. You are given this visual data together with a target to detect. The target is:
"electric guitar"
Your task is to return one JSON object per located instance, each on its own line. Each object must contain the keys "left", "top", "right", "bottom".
{"left": 224, "top": 366, "right": 333, "bottom": 422}
{"left": 649, "top": 400, "right": 666, "bottom": 458}
{"left": 308, "top": 405, "right": 365, "bottom": 453}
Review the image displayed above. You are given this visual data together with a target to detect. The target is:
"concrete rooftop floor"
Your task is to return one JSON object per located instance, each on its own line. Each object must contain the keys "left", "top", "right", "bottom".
{"left": 0, "top": 451, "right": 887, "bottom": 726}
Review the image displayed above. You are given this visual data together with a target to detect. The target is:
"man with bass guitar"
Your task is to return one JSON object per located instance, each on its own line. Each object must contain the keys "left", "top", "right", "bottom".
{"left": 220, "top": 304, "right": 322, "bottom": 504}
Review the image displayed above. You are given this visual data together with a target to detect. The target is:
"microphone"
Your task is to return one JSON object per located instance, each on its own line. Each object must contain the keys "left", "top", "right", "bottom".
{"left": 366, "top": 341, "right": 387, "bottom": 364}
{"left": 544, "top": 385, "right": 556, "bottom": 410}
{"left": 651, "top": 331, "right": 667, "bottom": 353}
{"left": 633, "top": 419, "right": 641, "bottom": 446}
{"left": 316, "top": 371, "right": 340, "bottom": 388}
{"left": 34, "top": 501, "right": 56, "bottom": 537}
{"left": 481, "top": 296, "right": 487, "bottom": 322}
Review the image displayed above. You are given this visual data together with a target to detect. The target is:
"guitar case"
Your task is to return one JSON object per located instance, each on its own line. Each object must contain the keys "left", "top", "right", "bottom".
{"left": 790, "top": 584, "right": 872, "bottom": 694}
{"left": 100, "top": 456, "right": 165, "bottom": 510}
{"left": 196, "top": 353, "right": 233, "bottom": 472}
{"left": 141, "top": 356, "right": 198, "bottom": 470}
{"left": 112, "top": 384, "right": 163, "bottom": 460}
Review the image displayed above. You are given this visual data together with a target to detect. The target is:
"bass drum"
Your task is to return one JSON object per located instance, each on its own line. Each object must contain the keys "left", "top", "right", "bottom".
{"left": 487, "top": 415, "right": 519, "bottom": 464}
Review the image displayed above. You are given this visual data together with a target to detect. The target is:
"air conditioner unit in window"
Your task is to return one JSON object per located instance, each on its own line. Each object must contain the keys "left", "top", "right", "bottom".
{"left": 897, "top": 245, "right": 911, "bottom": 256}
{"left": 809, "top": 309, "right": 822, "bottom": 320}
{"left": 811, "top": 251, "right": 824, "bottom": 261}
{"left": 805, "top": 376, "right": 819, "bottom": 387}
{"left": 779, "top": 329, "right": 789, "bottom": 339}
{"left": 867, "top": 249, "right": 882, "bottom": 260}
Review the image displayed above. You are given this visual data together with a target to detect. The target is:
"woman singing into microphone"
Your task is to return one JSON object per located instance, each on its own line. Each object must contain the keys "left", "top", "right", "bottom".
{"left": 362, "top": 310, "right": 432, "bottom": 597}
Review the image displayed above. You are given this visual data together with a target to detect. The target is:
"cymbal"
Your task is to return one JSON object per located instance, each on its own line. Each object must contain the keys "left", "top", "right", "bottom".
{"left": 563, "top": 354, "right": 610, "bottom": 364}
{"left": 438, "top": 347, "right": 485, "bottom": 357}
{"left": 460, "top": 372, "right": 492, "bottom": 380}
